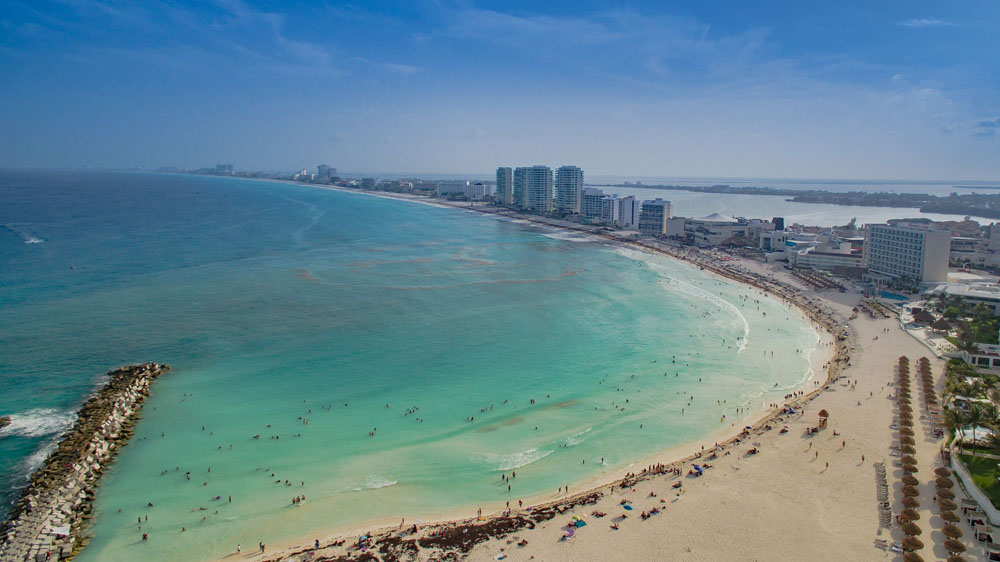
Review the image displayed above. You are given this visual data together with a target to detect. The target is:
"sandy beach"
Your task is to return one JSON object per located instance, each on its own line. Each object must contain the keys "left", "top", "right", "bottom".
{"left": 205, "top": 186, "right": 967, "bottom": 562}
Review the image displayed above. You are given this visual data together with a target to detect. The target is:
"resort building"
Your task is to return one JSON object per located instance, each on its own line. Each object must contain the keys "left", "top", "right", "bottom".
{"left": 317, "top": 165, "right": 336, "bottom": 180}
{"left": 555, "top": 165, "right": 584, "bottom": 214}
{"left": 638, "top": 199, "right": 673, "bottom": 237}
{"left": 790, "top": 247, "right": 863, "bottom": 271}
{"left": 496, "top": 167, "right": 513, "bottom": 206}
{"left": 927, "top": 282, "right": 1000, "bottom": 315}
{"left": 863, "top": 222, "right": 950, "bottom": 283}
{"left": 617, "top": 196, "right": 639, "bottom": 229}
{"left": 437, "top": 180, "right": 470, "bottom": 196}
{"left": 514, "top": 166, "right": 553, "bottom": 213}
{"left": 464, "top": 182, "right": 493, "bottom": 200}
{"left": 581, "top": 188, "right": 605, "bottom": 221}
{"left": 600, "top": 195, "right": 620, "bottom": 225}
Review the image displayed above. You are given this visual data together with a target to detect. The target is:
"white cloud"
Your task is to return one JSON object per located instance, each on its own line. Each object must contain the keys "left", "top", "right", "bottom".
{"left": 897, "top": 18, "right": 958, "bottom": 28}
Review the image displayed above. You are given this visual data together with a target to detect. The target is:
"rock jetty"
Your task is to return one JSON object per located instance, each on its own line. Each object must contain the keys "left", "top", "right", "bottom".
{"left": 0, "top": 416, "right": 10, "bottom": 429}
{"left": 0, "top": 362, "right": 169, "bottom": 561}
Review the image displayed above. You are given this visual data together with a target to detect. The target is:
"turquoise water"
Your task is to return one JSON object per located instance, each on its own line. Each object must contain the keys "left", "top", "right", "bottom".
{"left": 0, "top": 171, "right": 820, "bottom": 561}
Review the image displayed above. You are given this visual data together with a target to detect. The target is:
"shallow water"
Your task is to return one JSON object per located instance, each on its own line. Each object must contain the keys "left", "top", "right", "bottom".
{"left": 0, "top": 171, "right": 819, "bottom": 560}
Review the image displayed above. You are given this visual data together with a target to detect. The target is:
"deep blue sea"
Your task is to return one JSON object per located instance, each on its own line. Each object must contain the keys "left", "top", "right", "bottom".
{"left": 0, "top": 170, "right": 820, "bottom": 560}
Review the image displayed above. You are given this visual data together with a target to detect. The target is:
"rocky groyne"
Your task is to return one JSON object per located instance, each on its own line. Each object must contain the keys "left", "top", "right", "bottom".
{"left": 0, "top": 362, "right": 169, "bottom": 561}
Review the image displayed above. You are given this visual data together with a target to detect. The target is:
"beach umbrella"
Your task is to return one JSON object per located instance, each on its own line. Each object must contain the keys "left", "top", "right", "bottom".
{"left": 901, "top": 455, "right": 918, "bottom": 465}
{"left": 900, "top": 435, "right": 916, "bottom": 445}
{"left": 902, "top": 497, "right": 920, "bottom": 508}
{"left": 938, "top": 488, "right": 956, "bottom": 499}
{"left": 903, "top": 463, "right": 919, "bottom": 473}
{"left": 902, "top": 522, "right": 923, "bottom": 536}
{"left": 940, "top": 510, "right": 960, "bottom": 523}
{"left": 901, "top": 445, "right": 917, "bottom": 454}
{"left": 936, "top": 477, "right": 954, "bottom": 489}
{"left": 942, "top": 524, "right": 963, "bottom": 539}
{"left": 900, "top": 427, "right": 915, "bottom": 436}
{"left": 901, "top": 485, "right": 920, "bottom": 497}
{"left": 903, "top": 536, "right": 923, "bottom": 551}
{"left": 938, "top": 498, "right": 958, "bottom": 511}
{"left": 944, "top": 539, "right": 965, "bottom": 553}
{"left": 901, "top": 508, "right": 920, "bottom": 521}
{"left": 935, "top": 467, "right": 952, "bottom": 477}
{"left": 903, "top": 552, "right": 924, "bottom": 562}
{"left": 901, "top": 474, "right": 920, "bottom": 486}
{"left": 946, "top": 555, "right": 969, "bottom": 562}
{"left": 900, "top": 419, "right": 914, "bottom": 428}
{"left": 899, "top": 406, "right": 914, "bottom": 415}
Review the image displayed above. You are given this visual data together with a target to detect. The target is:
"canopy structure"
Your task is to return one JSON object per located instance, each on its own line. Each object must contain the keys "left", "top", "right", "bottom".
{"left": 942, "top": 524, "right": 963, "bottom": 539}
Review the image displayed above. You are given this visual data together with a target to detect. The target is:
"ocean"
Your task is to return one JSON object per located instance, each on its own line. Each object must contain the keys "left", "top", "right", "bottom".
{"left": 1, "top": 170, "right": 821, "bottom": 560}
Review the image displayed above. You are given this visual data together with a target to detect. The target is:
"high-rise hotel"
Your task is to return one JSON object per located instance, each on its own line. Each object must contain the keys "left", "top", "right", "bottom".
{"left": 554, "top": 165, "right": 584, "bottom": 215}
{"left": 497, "top": 165, "right": 580, "bottom": 215}
{"left": 496, "top": 167, "right": 513, "bottom": 206}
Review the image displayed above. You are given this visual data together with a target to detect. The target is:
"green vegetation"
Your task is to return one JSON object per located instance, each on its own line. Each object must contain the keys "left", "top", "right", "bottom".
{"left": 960, "top": 454, "right": 1000, "bottom": 509}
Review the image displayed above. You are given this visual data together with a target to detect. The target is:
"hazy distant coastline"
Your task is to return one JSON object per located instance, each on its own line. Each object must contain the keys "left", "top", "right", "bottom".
{"left": 590, "top": 182, "right": 1000, "bottom": 219}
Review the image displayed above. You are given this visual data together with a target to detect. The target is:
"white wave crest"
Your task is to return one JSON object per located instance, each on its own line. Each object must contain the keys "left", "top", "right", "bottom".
{"left": 658, "top": 276, "right": 750, "bottom": 353}
{"left": 563, "top": 427, "right": 592, "bottom": 447}
{"left": 0, "top": 408, "right": 76, "bottom": 438}
{"left": 360, "top": 476, "right": 398, "bottom": 490}
{"left": 481, "top": 447, "right": 554, "bottom": 471}
{"left": 540, "top": 231, "right": 600, "bottom": 243}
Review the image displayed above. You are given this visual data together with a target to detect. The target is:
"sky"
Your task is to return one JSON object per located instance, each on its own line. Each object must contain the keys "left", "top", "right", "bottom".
{"left": 0, "top": 0, "right": 998, "bottom": 180}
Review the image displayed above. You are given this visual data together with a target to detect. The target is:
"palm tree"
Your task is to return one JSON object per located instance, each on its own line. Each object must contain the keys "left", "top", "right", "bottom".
{"left": 945, "top": 408, "right": 969, "bottom": 453}
{"left": 967, "top": 404, "right": 987, "bottom": 452}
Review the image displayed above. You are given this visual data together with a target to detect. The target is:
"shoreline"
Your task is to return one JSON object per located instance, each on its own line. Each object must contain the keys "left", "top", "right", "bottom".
{"left": 232, "top": 181, "right": 852, "bottom": 562}
{"left": 0, "top": 363, "right": 170, "bottom": 562}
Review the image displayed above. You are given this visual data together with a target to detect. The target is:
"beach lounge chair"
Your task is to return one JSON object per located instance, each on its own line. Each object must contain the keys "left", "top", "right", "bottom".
{"left": 977, "top": 524, "right": 995, "bottom": 543}
{"left": 987, "top": 542, "right": 1000, "bottom": 561}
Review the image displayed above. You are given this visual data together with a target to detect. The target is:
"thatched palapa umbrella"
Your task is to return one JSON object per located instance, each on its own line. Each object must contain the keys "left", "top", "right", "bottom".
{"left": 901, "top": 485, "right": 920, "bottom": 497}
{"left": 944, "top": 539, "right": 965, "bottom": 553}
{"left": 902, "top": 522, "right": 922, "bottom": 536}
{"left": 942, "top": 524, "right": 963, "bottom": 538}
{"left": 903, "top": 552, "right": 924, "bottom": 562}
{"left": 900, "top": 435, "right": 916, "bottom": 445}
{"left": 901, "top": 444, "right": 917, "bottom": 454}
{"left": 938, "top": 498, "right": 958, "bottom": 511}
{"left": 901, "top": 508, "right": 920, "bottom": 521}
{"left": 940, "top": 510, "right": 960, "bottom": 523}
{"left": 934, "top": 467, "right": 952, "bottom": 477}
{"left": 903, "top": 463, "right": 919, "bottom": 473}
{"left": 900, "top": 427, "right": 915, "bottom": 436}
{"left": 901, "top": 474, "right": 920, "bottom": 486}
{"left": 938, "top": 488, "right": 956, "bottom": 499}
{"left": 901, "top": 455, "right": 918, "bottom": 465}
{"left": 936, "top": 477, "right": 954, "bottom": 489}
{"left": 900, "top": 419, "right": 914, "bottom": 428}
{"left": 903, "top": 536, "right": 924, "bottom": 551}
{"left": 902, "top": 496, "right": 920, "bottom": 508}
{"left": 946, "top": 555, "right": 968, "bottom": 562}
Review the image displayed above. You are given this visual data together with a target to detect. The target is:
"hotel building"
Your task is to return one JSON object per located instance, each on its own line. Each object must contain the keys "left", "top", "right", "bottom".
{"left": 863, "top": 222, "right": 950, "bottom": 283}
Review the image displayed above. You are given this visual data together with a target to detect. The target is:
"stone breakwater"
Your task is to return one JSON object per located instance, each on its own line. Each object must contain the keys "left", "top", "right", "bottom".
{"left": 0, "top": 362, "right": 169, "bottom": 562}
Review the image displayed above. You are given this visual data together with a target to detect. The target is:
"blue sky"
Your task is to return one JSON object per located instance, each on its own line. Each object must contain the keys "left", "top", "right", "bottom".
{"left": 1, "top": 0, "right": 998, "bottom": 179}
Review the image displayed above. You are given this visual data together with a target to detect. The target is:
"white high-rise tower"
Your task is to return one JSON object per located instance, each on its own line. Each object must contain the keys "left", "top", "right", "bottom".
{"left": 555, "top": 165, "right": 584, "bottom": 214}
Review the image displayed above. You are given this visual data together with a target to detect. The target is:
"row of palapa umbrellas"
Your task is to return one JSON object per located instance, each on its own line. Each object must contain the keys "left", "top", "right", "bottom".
{"left": 895, "top": 356, "right": 968, "bottom": 562}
